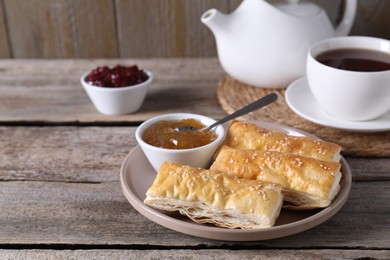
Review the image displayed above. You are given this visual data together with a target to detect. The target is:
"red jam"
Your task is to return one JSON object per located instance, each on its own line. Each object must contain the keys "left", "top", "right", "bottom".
{"left": 86, "top": 65, "right": 148, "bottom": 88}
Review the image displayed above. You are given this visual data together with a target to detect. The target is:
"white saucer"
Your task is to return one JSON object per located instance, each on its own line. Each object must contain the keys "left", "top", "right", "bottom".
{"left": 285, "top": 77, "right": 390, "bottom": 133}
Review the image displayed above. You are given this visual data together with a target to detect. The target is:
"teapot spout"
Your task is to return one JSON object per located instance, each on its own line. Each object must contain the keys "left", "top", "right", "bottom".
{"left": 201, "top": 9, "right": 229, "bottom": 34}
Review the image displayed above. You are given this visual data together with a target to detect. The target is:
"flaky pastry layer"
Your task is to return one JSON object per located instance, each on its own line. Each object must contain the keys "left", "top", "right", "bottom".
{"left": 144, "top": 161, "right": 283, "bottom": 229}
{"left": 223, "top": 121, "right": 341, "bottom": 162}
{"left": 210, "top": 146, "right": 342, "bottom": 209}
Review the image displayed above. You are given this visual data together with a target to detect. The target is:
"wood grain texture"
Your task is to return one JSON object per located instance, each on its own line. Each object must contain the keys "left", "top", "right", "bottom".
{"left": 0, "top": 58, "right": 388, "bottom": 256}
{"left": 0, "top": 127, "right": 134, "bottom": 183}
{"left": 0, "top": 249, "right": 388, "bottom": 259}
{"left": 2, "top": 0, "right": 117, "bottom": 58}
{"left": 0, "top": 180, "right": 388, "bottom": 247}
{"left": 0, "top": 58, "right": 226, "bottom": 122}
{"left": 116, "top": 0, "right": 229, "bottom": 57}
{"left": 0, "top": 0, "right": 388, "bottom": 58}
{"left": 0, "top": 127, "right": 388, "bottom": 183}
{"left": 351, "top": 0, "right": 390, "bottom": 39}
{"left": 0, "top": 126, "right": 389, "bottom": 248}
{"left": 0, "top": 1, "right": 10, "bottom": 58}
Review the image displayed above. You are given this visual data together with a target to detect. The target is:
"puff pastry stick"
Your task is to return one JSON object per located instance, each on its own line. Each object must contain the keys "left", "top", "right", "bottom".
{"left": 223, "top": 121, "right": 341, "bottom": 162}
{"left": 210, "top": 146, "right": 342, "bottom": 209}
{"left": 144, "top": 161, "right": 283, "bottom": 229}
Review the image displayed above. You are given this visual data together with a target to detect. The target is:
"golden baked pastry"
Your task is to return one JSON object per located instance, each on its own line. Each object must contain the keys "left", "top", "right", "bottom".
{"left": 210, "top": 146, "right": 342, "bottom": 209}
{"left": 223, "top": 121, "right": 341, "bottom": 162}
{"left": 144, "top": 161, "right": 283, "bottom": 229}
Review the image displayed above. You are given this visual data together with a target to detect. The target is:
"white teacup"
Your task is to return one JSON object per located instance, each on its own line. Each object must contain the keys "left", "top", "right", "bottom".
{"left": 307, "top": 36, "right": 390, "bottom": 121}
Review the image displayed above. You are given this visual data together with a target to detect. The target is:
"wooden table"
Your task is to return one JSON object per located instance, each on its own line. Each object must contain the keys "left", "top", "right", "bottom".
{"left": 0, "top": 59, "right": 389, "bottom": 259}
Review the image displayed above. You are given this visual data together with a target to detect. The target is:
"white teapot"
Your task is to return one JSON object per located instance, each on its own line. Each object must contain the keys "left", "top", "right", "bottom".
{"left": 201, "top": 0, "right": 357, "bottom": 88}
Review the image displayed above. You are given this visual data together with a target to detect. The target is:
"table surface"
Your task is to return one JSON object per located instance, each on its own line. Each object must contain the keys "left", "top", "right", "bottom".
{"left": 0, "top": 59, "right": 389, "bottom": 259}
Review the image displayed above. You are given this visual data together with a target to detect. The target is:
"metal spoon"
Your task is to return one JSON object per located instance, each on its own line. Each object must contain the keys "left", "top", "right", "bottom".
{"left": 175, "top": 93, "right": 278, "bottom": 132}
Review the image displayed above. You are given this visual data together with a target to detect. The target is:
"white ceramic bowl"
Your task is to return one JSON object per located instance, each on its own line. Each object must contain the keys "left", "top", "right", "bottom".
{"left": 135, "top": 113, "right": 226, "bottom": 172}
{"left": 81, "top": 69, "right": 153, "bottom": 115}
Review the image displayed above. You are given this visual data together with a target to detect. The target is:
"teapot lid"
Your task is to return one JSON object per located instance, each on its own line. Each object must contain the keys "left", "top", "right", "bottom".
{"left": 275, "top": 0, "right": 322, "bottom": 17}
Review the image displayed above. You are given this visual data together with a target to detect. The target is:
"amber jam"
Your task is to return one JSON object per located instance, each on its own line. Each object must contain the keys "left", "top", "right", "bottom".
{"left": 142, "top": 119, "right": 218, "bottom": 149}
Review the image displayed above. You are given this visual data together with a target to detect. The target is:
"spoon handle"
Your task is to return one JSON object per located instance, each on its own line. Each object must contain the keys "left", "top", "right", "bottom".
{"left": 204, "top": 93, "right": 278, "bottom": 130}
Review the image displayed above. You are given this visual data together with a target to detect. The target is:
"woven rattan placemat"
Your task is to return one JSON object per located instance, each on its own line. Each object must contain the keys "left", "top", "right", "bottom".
{"left": 216, "top": 75, "right": 390, "bottom": 157}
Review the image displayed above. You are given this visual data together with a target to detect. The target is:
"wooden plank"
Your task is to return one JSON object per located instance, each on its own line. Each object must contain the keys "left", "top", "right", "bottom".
{"left": 0, "top": 126, "right": 389, "bottom": 183}
{"left": 2, "top": 0, "right": 117, "bottom": 58}
{"left": 115, "top": 0, "right": 230, "bottom": 57}
{"left": 351, "top": 0, "right": 390, "bottom": 39}
{"left": 0, "top": 0, "right": 388, "bottom": 59}
{"left": 0, "top": 127, "right": 134, "bottom": 183}
{"left": 0, "top": 2, "right": 10, "bottom": 58}
{"left": 346, "top": 157, "right": 390, "bottom": 181}
{"left": 117, "top": 0, "right": 390, "bottom": 57}
{"left": 0, "top": 180, "right": 388, "bottom": 247}
{"left": 0, "top": 249, "right": 388, "bottom": 259}
{"left": 228, "top": 0, "right": 389, "bottom": 39}
{"left": 0, "top": 59, "right": 226, "bottom": 122}
{"left": 312, "top": 0, "right": 390, "bottom": 39}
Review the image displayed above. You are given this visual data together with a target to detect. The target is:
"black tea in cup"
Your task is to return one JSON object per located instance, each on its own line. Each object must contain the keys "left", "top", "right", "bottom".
{"left": 316, "top": 48, "right": 390, "bottom": 72}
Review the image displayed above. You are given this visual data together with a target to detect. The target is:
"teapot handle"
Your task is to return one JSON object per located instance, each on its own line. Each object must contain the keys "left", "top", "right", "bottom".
{"left": 334, "top": 0, "right": 357, "bottom": 37}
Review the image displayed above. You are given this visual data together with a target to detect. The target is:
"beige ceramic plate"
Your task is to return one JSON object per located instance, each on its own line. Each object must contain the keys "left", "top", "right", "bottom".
{"left": 120, "top": 121, "right": 352, "bottom": 241}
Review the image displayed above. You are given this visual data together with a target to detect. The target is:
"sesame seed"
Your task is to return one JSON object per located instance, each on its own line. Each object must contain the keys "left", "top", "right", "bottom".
{"left": 293, "top": 157, "right": 303, "bottom": 167}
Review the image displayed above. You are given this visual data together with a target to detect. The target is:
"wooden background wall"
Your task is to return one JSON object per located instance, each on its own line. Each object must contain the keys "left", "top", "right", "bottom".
{"left": 0, "top": 0, "right": 388, "bottom": 59}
